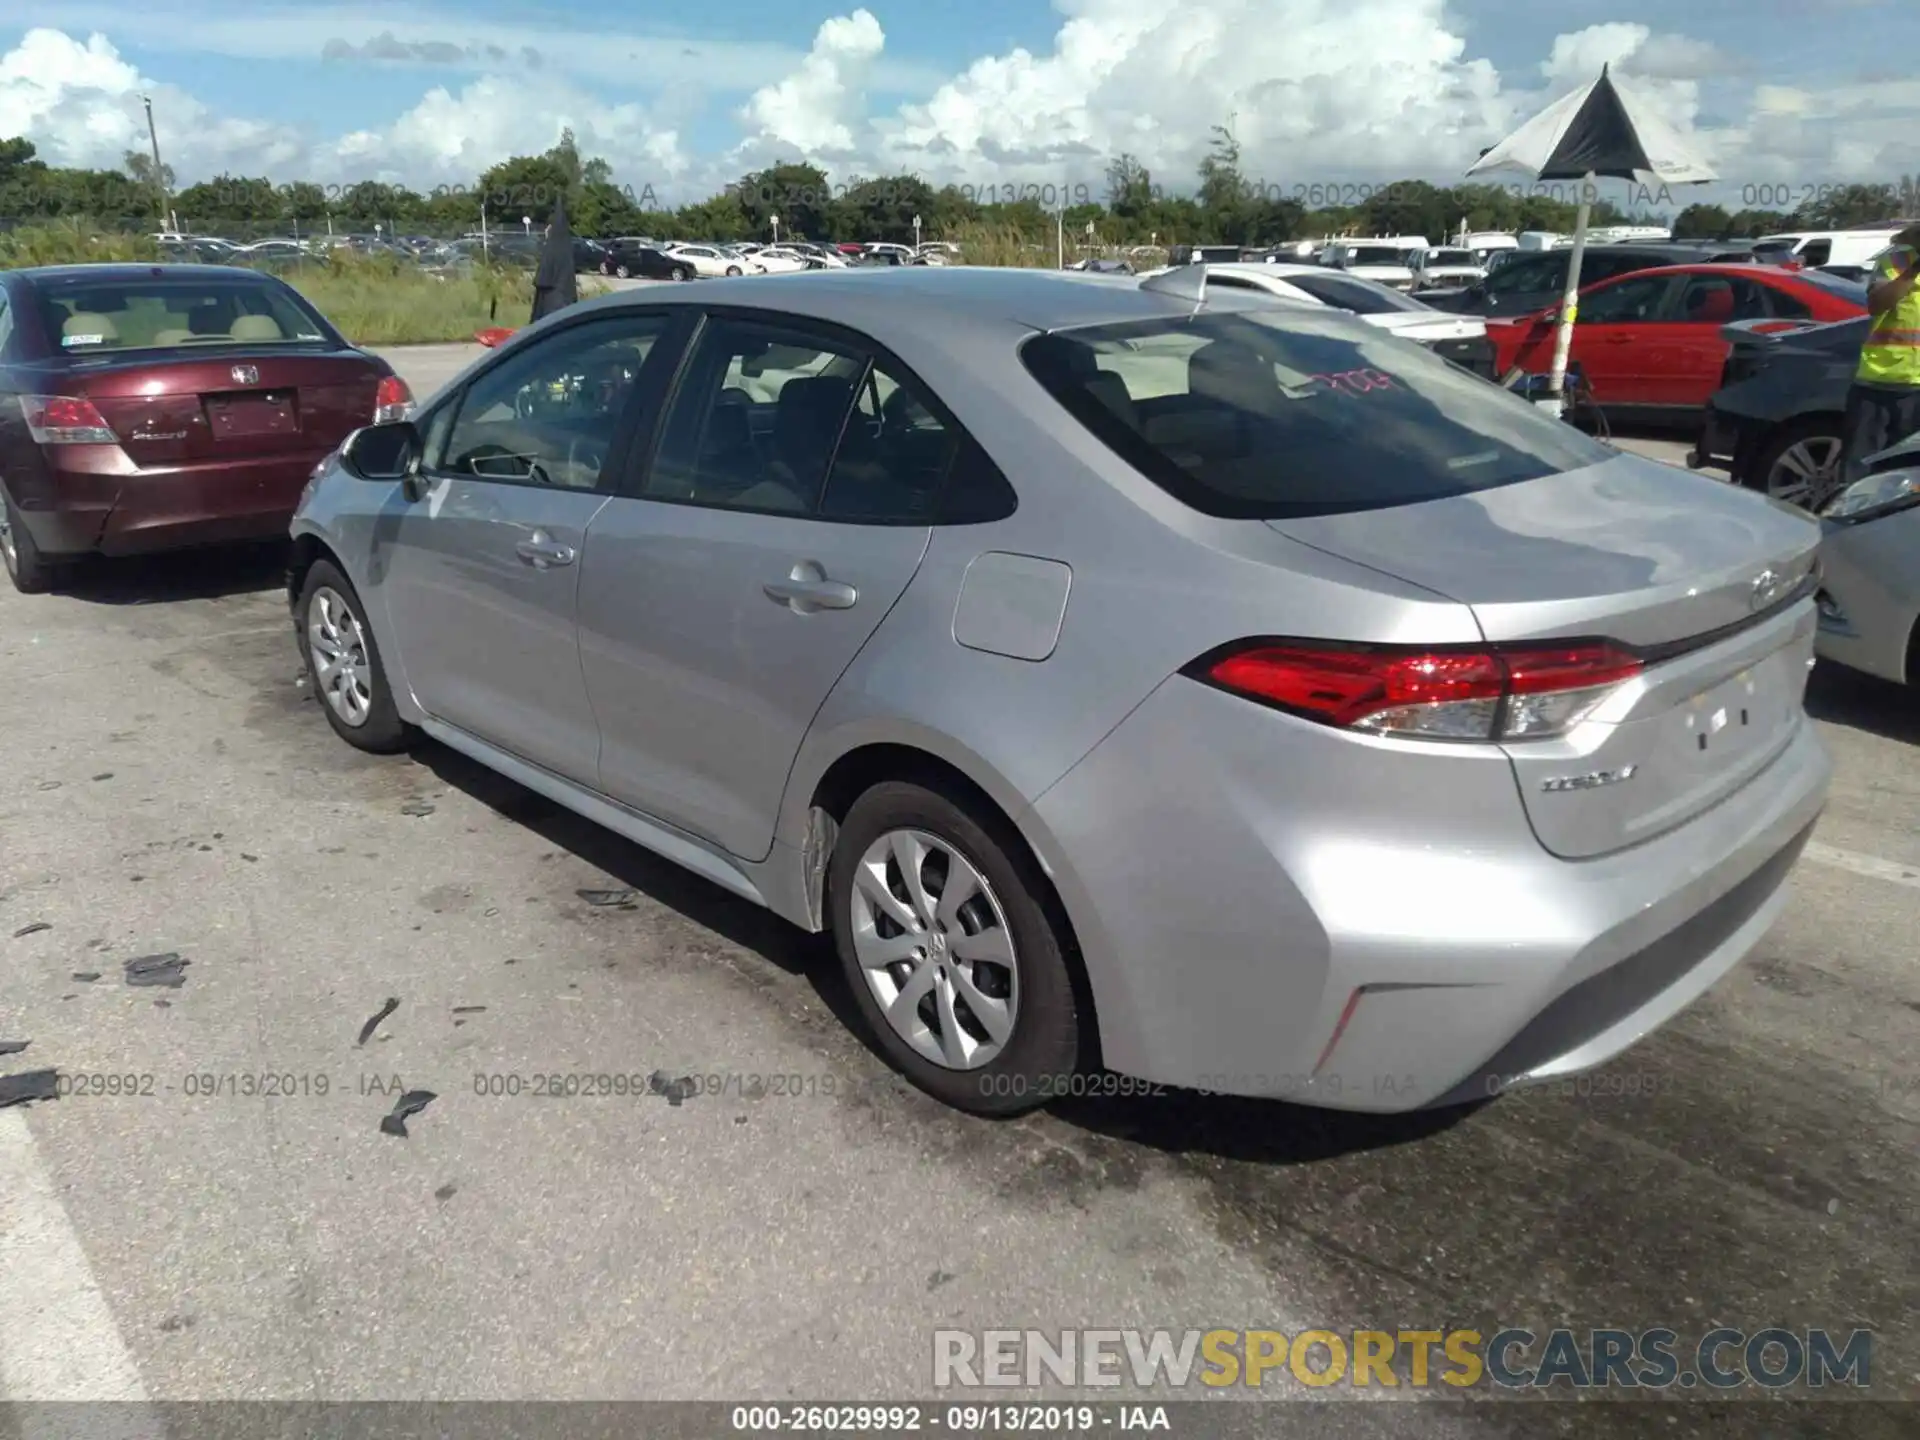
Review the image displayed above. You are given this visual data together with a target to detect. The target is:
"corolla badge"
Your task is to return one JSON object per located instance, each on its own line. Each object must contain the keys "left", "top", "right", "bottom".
{"left": 231, "top": 364, "right": 259, "bottom": 385}
{"left": 1749, "top": 567, "right": 1791, "bottom": 611}
{"left": 1540, "top": 765, "right": 1637, "bottom": 794}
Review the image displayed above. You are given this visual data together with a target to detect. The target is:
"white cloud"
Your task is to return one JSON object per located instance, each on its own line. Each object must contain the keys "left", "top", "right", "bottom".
{"left": 1, "top": 6, "right": 1913, "bottom": 217}
{"left": 0, "top": 28, "right": 688, "bottom": 198}
{"left": 737, "top": 10, "right": 885, "bottom": 157}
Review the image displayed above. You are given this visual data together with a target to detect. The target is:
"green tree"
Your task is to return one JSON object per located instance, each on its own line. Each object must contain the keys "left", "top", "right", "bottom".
{"left": 477, "top": 154, "right": 572, "bottom": 225}
{"left": 1105, "top": 153, "right": 1154, "bottom": 220}
{"left": 1796, "top": 183, "right": 1899, "bottom": 229}
{"left": 1671, "top": 203, "right": 1733, "bottom": 240}
{"left": 736, "top": 161, "right": 834, "bottom": 239}
{"left": 836, "top": 173, "right": 936, "bottom": 244}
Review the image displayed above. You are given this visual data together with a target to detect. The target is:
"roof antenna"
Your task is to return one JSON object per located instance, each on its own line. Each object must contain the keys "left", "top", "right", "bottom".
{"left": 1140, "top": 262, "right": 1207, "bottom": 311}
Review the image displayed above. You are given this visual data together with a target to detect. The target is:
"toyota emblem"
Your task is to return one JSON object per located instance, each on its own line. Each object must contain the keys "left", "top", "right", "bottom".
{"left": 231, "top": 364, "right": 259, "bottom": 385}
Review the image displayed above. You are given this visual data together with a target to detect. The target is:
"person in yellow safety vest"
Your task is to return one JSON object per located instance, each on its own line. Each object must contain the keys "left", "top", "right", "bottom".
{"left": 1840, "top": 222, "right": 1920, "bottom": 489}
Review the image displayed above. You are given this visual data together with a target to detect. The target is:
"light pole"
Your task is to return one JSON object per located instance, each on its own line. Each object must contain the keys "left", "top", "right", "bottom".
{"left": 912, "top": 213, "right": 922, "bottom": 251}
{"left": 139, "top": 93, "right": 173, "bottom": 230}
{"left": 770, "top": 214, "right": 781, "bottom": 243}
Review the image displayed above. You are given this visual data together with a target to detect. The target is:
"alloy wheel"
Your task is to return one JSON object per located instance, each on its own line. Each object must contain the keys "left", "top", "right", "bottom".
{"left": 849, "top": 829, "right": 1019, "bottom": 1071}
{"left": 307, "top": 586, "right": 375, "bottom": 727}
{"left": 0, "top": 507, "right": 14, "bottom": 579}
{"left": 1766, "top": 436, "right": 1842, "bottom": 510}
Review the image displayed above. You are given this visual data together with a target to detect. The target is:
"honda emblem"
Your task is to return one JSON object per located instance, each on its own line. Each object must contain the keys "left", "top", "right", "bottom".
{"left": 1748, "top": 568, "right": 1785, "bottom": 612}
{"left": 231, "top": 364, "right": 259, "bottom": 386}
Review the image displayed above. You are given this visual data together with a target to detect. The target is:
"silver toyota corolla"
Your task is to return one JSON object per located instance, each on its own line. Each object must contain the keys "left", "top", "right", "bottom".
{"left": 1814, "top": 433, "right": 1920, "bottom": 688}
{"left": 288, "top": 267, "right": 1831, "bottom": 1117}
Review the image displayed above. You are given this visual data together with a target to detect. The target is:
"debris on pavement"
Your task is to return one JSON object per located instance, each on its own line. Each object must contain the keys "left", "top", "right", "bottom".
{"left": 92, "top": 773, "right": 114, "bottom": 782}
{"left": 577, "top": 888, "right": 639, "bottom": 909}
{"left": 0, "top": 1041, "right": 28, "bottom": 1056}
{"left": 435, "top": 1183, "right": 457, "bottom": 1202}
{"left": 380, "top": 1089, "right": 437, "bottom": 1137}
{"left": 399, "top": 800, "right": 436, "bottom": 817}
{"left": 357, "top": 997, "right": 400, "bottom": 1047}
{"left": 71, "top": 972, "right": 101, "bottom": 983}
{"left": 928, "top": 1270, "right": 956, "bottom": 1291}
{"left": 647, "top": 1070, "right": 696, "bottom": 1106}
{"left": 241, "top": 854, "right": 259, "bottom": 863}
{"left": 123, "top": 953, "right": 190, "bottom": 988}
{"left": 13, "top": 922, "right": 51, "bottom": 938}
{"left": 0, "top": 1070, "right": 59, "bottom": 1108}
{"left": 451, "top": 1006, "right": 486, "bottom": 1015}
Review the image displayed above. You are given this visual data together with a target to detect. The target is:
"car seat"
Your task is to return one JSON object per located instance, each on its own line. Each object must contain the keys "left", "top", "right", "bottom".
{"left": 1688, "top": 286, "right": 1735, "bottom": 324}
{"left": 230, "top": 314, "right": 285, "bottom": 341}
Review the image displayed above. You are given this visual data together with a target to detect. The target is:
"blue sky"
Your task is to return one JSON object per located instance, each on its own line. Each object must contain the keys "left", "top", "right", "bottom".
{"left": 1, "top": 1, "right": 1908, "bottom": 205}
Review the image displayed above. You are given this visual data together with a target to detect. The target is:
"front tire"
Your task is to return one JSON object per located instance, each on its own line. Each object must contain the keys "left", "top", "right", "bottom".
{"left": 726, "top": 265, "right": 742, "bottom": 277}
{"left": 615, "top": 263, "right": 631, "bottom": 278}
{"left": 295, "top": 559, "right": 414, "bottom": 753}
{"left": 829, "top": 782, "right": 1080, "bottom": 1116}
{"left": 1, "top": 487, "right": 56, "bottom": 595}
{"left": 673, "top": 266, "right": 693, "bottom": 282}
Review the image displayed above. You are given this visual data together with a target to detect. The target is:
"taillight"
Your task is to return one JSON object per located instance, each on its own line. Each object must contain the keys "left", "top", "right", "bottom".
{"left": 374, "top": 374, "right": 415, "bottom": 423}
{"left": 1193, "top": 640, "right": 1644, "bottom": 742}
{"left": 22, "top": 394, "right": 116, "bottom": 445}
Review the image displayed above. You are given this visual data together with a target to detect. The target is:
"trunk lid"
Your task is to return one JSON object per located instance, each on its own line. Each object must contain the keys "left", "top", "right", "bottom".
{"left": 67, "top": 350, "right": 383, "bottom": 469}
{"left": 1267, "top": 452, "right": 1822, "bottom": 859}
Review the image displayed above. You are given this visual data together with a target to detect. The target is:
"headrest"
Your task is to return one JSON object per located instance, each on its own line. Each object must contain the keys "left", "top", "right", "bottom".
{"left": 62, "top": 312, "right": 118, "bottom": 343}
{"left": 230, "top": 314, "right": 284, "bottom": 340}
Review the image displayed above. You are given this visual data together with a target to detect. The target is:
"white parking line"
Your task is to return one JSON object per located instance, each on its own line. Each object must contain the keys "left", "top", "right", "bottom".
{"left": 0, "top": 1109, "right": 161, "bottom": 1435}
{"left": 1804, "top": 841, "right": 1920, "bottom": 891}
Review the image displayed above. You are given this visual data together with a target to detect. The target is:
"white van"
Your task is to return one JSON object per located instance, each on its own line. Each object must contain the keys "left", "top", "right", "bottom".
{"left": 1752, "top": 230, "right": 1900, "bottom": 270}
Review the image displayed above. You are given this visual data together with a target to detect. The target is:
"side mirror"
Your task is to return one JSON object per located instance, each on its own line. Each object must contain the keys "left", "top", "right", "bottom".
{"left": 339, "top": 421, "right": 421, "bottom": 484}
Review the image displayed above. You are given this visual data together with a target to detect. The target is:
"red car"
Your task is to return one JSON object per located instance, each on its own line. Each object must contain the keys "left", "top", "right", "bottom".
{"left": 1486, "top": 263, "right": 1866, "bottom": 421}
{"left": 0, "top": 264, "right": 413, "bottom": 593}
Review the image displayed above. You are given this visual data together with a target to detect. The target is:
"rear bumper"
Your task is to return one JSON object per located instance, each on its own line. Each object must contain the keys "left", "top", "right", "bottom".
{"left": 1025, "top": 678, "right": 1831, "bottom": 1112}
{"left": 14, "top": 446, "right": 323, "bottom": 558}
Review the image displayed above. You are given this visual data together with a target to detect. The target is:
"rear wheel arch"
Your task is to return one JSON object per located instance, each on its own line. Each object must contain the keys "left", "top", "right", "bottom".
{"left": 805, "top": 742, "right": 1103, "bottom": 1071}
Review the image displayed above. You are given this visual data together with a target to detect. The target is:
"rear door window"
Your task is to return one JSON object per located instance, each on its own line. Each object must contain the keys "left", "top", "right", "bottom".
{"left": 1021, "top": 309, "right": 1614, "bottom": 520}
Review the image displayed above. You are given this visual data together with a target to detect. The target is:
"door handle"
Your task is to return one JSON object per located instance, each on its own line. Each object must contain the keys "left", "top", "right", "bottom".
{"left": 764, "top": 560, "right": 857, "bottom": 614}
{"left": 515, "top": 535, "right": 577, "bottom": 569}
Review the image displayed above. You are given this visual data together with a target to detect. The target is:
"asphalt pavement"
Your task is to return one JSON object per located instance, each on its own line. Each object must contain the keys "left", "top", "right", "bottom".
{"left": 0, "top": 344, "right": 1915, "bottom": 1434}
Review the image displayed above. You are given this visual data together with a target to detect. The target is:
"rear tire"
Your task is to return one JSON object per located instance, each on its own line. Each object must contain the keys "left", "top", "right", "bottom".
{"left": 615, "top": 263, "right": 631, "bottom": 278}
{"left": 726, "top": 265, "right": 743, "bottom": 277}
{"left": 673, "top": 266, "right": 693, "bottom": 282}
{"left": 1, "top": 488, "right": 56, "bottom": 595}
{"left": 1750, "top": 419, "right": 1844, "bottom": 510}
{"left": 829, "top": 781, "right": 1080, "bottom": 1117}
{"left": 294, "top": 559, "right": 414, "bottom": 753}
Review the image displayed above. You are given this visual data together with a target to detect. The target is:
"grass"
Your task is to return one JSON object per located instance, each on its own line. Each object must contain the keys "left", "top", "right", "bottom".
{"left": 943, "top": 221, "right": 1058, "bottom": 268}
{"left": 0, "top": 224, "right": 535, "bottom": 345}
{"left": 282, "top": 253, "right": 535, "bottom": 345}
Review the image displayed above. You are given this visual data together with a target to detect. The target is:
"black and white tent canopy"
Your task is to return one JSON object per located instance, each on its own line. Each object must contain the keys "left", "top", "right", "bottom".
{"left": 1467, "top": 65, "right": 1717, "bottom": 402}
{"left": 1468, "top": 64, "right": 1717, "bottom": 186}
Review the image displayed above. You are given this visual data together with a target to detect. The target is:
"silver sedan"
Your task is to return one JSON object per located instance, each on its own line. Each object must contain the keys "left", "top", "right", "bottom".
{"left": 287, "top": 267, "right": 1831, "bottom": 1116}
{"left": 1815, "top": 440, "right": 1920, "bottom": 687}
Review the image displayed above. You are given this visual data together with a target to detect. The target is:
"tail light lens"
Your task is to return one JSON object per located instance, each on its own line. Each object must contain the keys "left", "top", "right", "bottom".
{"left": 374, "top": 374, "right": 415, "bottom": 423}
{"left": 22, "top": 395, "right": 116, "bottom": 445}
{"left": 1194, "top": 640, "right": 1644, "bottom": 742}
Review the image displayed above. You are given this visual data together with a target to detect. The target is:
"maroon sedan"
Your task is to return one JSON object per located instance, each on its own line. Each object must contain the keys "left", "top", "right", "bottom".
{"left": 0, "top": 264, "right": 413, "bottom": 593}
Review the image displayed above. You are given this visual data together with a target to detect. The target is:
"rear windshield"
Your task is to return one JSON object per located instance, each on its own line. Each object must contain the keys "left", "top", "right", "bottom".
{"left": 1020, "top": 308, "right": 1614, "bottom": 520}
{"left": 35, "top": 277, "right": 331, "bottom": 353}
{"left": 1282, "top": 272, "right": 1427, "bottom": 315}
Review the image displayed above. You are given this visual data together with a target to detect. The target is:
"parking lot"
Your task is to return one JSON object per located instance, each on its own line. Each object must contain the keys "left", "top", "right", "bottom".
{"left": 2, "top": 343, "right": 1917, "bottom": 1428}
